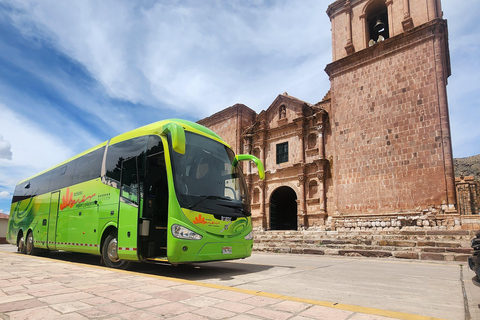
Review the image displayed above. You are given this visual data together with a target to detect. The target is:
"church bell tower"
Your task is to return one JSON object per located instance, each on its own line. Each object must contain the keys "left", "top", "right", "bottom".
{"left": 324, "top": 0, "right": 456, "bottom": 221}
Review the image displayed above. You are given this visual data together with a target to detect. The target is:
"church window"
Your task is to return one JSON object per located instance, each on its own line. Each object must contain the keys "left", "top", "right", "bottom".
{"left": 308, "top": 133, "right": 317, "bottom": 149}
{"left": 276, "top": 142, "right": 289, "bottom": 164}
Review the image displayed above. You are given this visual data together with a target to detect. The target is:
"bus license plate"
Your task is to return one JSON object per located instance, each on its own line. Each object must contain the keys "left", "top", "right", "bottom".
{"left": 222, "top": 247, "right": 232, "bottom": 254}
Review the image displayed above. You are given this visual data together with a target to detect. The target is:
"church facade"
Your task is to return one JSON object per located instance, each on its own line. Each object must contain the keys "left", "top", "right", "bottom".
{"left": 198, "top": 0, "right": 465, "bottom": 231}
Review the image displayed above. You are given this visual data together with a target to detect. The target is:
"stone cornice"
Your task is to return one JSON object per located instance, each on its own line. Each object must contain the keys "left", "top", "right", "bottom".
{"left": 197, "top": 103, "right": 256, "bottom": 126}
{"left": 325, "top": 19, "right": 449, "bottom": 78}
{"left": 326, "top": 0, "right": 363, "bottom": 19}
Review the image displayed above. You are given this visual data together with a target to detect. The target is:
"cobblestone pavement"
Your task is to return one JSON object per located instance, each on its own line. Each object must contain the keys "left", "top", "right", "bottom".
{"left": 0, "top": 249, "right": 446, "bottom": 320}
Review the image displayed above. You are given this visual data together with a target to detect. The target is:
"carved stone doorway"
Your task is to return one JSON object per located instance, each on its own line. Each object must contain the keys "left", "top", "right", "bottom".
{"left": 270, "top": 186, "right": 297, "bottom": 230}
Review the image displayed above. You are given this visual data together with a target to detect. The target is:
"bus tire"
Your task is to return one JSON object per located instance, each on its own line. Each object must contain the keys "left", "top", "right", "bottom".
{"left": 102, "top": 233, "right": 131, "bottom": 270}
{"left": 25, "top": 231, "right": 38, "bottom": 255}
{"left": 18, "top": 233, "right": 26, "bottom": 254}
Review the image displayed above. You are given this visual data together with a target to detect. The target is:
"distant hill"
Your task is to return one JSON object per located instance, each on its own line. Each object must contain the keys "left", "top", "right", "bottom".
{"left": 454, "top": 154, "right": 480, "bottom": 180}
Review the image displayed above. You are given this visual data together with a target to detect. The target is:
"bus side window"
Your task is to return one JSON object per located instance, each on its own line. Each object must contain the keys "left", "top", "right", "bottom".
{"left": 105, "top": 137, "right": 147, "bottom": 188}
{"left": 72, "top": 147, "right": 105, "bottom": 185}
{"left": 145, "top": 136, "right": 168, "bottom": 221}
{"left": 50, "top": 161, "right": 76, "bottom": 191}
{"left": 22, "top": 171, "right": 52, "bottom": 199}
{"left": 120, "top": 157, "right": 139, "bottom": 205}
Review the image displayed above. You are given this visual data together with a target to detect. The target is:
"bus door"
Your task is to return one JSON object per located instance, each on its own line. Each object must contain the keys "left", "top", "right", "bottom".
{"left": 140, "top": 151, "right": 169, "bottom": 260}
{"left": 117, "top": 156, "right": 141, "bottom": 260}
{"left": 47, "top": 191, "right": 60, "bottom": 250}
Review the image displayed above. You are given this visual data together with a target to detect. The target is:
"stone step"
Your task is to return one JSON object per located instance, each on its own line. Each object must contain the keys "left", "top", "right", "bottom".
{"left": 254, "top": 229, "right": 475, "bottom": 235}
{"left": 254, "top": 241, "right": 472, "bottom": 253}
{"left": 254, "top": 238, "right": 470, "bottom": 248}
{"left": 252, "top": 229, "right": 474, "bottom": 262}
{"left": 255, "top": 230, "right": 474, "bottom": 239}
{"left": 254, "top": 233, "right": 474, "bottom": 243}
{"left": 254, "top": 234, "right": 473, "bottom": 242}
{"left": 253, "top": 244, "right": 470, "bottom": 262}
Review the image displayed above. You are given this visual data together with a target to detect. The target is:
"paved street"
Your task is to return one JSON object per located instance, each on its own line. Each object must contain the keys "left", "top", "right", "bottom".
{"left": 0, "top": 244, "right": 478, "bottom": 320}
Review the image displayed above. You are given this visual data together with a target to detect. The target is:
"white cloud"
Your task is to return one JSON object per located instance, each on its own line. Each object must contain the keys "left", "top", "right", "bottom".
{"left": 0, "top": 135, "right": 12, "bottom": 160}
{"left": 0, "top": 191, "right": 10, "bottom": 199}
{"left": 2, "top": 0, "right": 480, "bottom": 159}
{"left": 0, "top": 103, "right": 75, "bottom": 186}
{"left": 7, "top": 0, "right": 330, "bottom": 116}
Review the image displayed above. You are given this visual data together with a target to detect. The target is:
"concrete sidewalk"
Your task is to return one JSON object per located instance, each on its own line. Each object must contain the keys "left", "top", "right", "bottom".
{"left": 0, "top": 248, "right": 445, "bottom": 320}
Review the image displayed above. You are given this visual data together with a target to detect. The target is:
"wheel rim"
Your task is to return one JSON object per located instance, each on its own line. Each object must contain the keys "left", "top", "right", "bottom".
{"left": 107, "top": 238, "right": 120, "bottom": 262}
{"left": 26, "top": 233, "right": 33, "bottom": 254}
{"left": 18, "top": 236, "right": 25, "bottom": 252}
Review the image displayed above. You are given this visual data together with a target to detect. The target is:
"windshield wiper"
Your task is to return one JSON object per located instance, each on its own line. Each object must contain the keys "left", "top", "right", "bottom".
{"left": 218, "top": 203, "right": 251, "bottom": 216}
{"left": 188, "top": 195, "right": 231, "bottom": 209}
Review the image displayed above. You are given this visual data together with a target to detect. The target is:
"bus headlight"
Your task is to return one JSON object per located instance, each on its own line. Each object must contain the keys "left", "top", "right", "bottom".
{"left": 245, "top": 230, "right": 253, "bottom": 240}
{"left": 172, "top": 224, "right": 202, "bottom": 240}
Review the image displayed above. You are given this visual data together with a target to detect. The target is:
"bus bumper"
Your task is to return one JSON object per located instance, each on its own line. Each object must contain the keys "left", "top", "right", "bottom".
{"left": 195, "top": 241, "right": 252, "bottom": 262}
{"left": 172, "top": 241, "right": 253, "bottom": 263}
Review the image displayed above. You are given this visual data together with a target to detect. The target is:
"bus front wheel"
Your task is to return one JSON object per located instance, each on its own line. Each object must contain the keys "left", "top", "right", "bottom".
{"left": 102, "top": 233, "right": 131, "bottom": 270}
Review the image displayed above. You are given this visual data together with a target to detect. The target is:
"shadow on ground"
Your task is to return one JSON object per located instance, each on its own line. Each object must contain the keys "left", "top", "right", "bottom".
{"left": 34, "top": 250, "right": 273, "bottom": 282}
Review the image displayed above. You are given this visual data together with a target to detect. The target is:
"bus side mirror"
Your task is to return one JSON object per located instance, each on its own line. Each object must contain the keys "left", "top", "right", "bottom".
{"left": 160, "top": 122, "right": 186, "bottom": 154}
{"left": 233, "top": 154, "right": 265, "bottom": 180}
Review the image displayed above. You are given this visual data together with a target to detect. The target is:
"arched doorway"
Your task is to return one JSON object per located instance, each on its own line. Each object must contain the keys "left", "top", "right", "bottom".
{"left": 270, "top": 186, "right": 297, "bottom": 230}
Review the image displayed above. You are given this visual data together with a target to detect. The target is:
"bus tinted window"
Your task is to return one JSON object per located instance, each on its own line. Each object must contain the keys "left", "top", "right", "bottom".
{"left": 72, "top": 147, "right": 105, "bottom": 185}
{"left": 32, "top": 172, "right": 52, "bottom": 197}
{"left": 50, "top": 161, "right": 76, "bottom": 191}
{"left": 147, "top": 135, "right": 164, "bottom": 156}
{"left": 12, "top": 175, "right": 43, "bottom": 202}
{"left": 12, "top": 171, "right": 53, "bottom": 203}
{"left": 105, "top": 137, "right": 147, "bottom": 185}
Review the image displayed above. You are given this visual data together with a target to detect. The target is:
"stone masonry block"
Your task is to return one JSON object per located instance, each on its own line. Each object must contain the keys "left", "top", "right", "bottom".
{"left": 394, "top": 252, "right": 419, "bottom": 259}
{"left": 417, "top": 241, "right": 436, "bottom": 247}
{"left": 420, "top": 253, "right": 445, "bottom": 261}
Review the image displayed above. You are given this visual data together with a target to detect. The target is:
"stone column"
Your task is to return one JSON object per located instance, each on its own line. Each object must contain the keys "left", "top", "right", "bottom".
{"left": 295, "top": 119, "right": 306, "bottom": 164}
{"left": 385, "top": 0, "right": 394, "bottom": 37}
{"left": 360, "top": 14, "right": 367, "bottom": 49}
{"left": 298, "top": 173, "right": 306, "bottom": 228}
{"left": 317, "top": 125, "right": 325, "bottom": 159}
{"left": 344, "top": 0, "right": 354, "bottom": 54}
{"left": 316, "top": 111, "right": 327, "bottom": 216}
{"left": 243, "top": 136, "right": 252, "bottom": 175}
{"left": 402, "top": 0, "right": 414, "bottom": 31}
{"left": 259, "top": 180, "right": 267, "bottom": 229}
{"left": 427, "top": 0, "right": 438, "bottom": 20}
{"left": 318, "top": 171, "right": 326, "bottom": 214}
{"left": 433, "top": 24, "right": 456, "bottom": 210}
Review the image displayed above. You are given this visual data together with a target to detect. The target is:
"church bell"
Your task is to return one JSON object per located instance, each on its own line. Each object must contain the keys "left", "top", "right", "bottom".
{"left": 374, "top": 19, "right": 385, "bottom": 33}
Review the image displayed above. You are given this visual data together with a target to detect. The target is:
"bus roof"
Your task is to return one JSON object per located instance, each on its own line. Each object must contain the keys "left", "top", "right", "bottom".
{"left": 18, "top": 119, "right": 230, "bottom": 185}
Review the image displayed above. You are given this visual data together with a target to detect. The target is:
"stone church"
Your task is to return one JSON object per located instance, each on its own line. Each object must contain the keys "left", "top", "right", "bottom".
{"left": 198, "top": 0, "right": 469, "bottom": 231}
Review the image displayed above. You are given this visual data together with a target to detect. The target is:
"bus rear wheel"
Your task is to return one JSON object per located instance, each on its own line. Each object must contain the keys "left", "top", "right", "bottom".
{"left": 102, "top": 233, "right": 131, "bottom": 270}
{"left": 25, "top": 231, "right": 38, "bottom": 255}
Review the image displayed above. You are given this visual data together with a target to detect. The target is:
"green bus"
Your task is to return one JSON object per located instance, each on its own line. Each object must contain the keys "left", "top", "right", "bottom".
{"left": 6, "top": 119, "right": 264, "bottom": 269}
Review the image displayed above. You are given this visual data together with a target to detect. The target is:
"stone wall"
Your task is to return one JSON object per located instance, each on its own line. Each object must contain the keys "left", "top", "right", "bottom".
{"left": 197, "top": 104, "right": 256, "bottom": 155}
{"left": 325, "top": 19, "right": 456, "bottom": 218}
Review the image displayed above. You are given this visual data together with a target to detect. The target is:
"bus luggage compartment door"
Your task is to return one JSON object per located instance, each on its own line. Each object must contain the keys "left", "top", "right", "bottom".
{"left": 47, "top": 191, "right": 60, "bottom": 250}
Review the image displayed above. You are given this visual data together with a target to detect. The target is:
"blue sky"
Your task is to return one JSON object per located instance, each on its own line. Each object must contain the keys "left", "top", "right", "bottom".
{"left": 0, "top": 1, "right": 479, "bottom": 215}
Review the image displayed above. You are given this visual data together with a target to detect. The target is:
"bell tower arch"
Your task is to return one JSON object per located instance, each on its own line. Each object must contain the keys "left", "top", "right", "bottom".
{"left": 365, "top": 0, "right": 390, "bottom": 46}
{"left": 325, "top": 0, "right": 456, "bottom": 223}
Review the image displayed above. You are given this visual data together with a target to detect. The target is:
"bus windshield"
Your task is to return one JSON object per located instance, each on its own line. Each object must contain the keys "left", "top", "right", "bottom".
{"left": 171, "top": 132, "right": 251, "bottom": 217}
